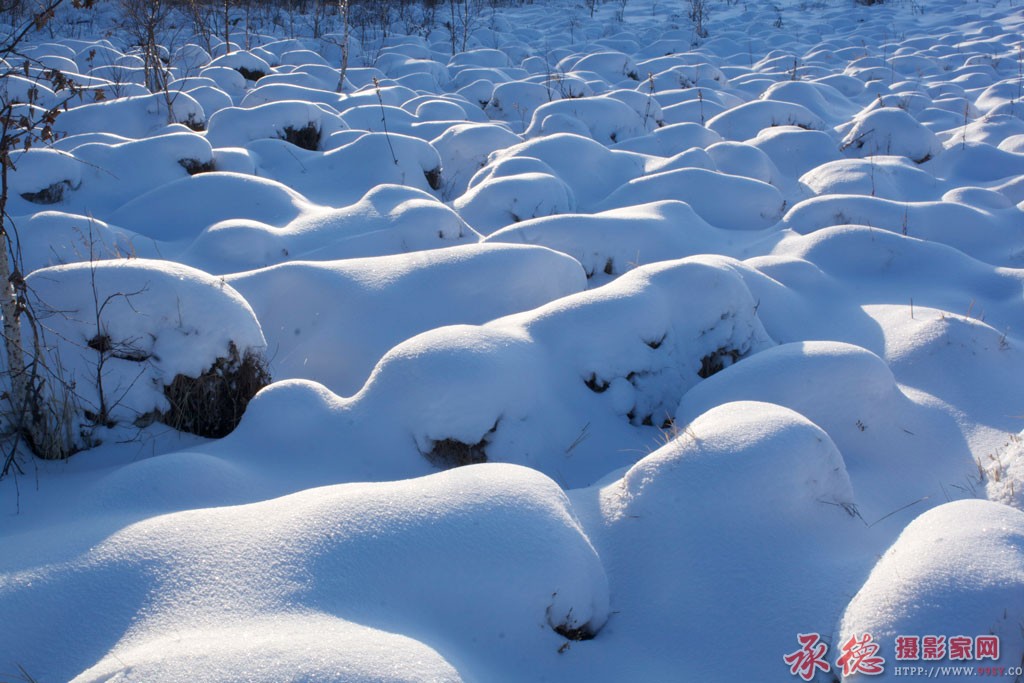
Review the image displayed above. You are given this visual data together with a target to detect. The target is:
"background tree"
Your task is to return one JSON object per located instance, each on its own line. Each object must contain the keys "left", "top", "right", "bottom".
{"left": 0, "top": 0, "right": 93, "bottom": 474}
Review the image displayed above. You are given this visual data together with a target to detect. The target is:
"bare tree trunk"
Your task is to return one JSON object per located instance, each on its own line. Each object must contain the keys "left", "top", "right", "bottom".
{"left": 0, "top": 126, "right": 66, "bottom": 462}
{"left": 223, "top": 0, "right": 231, "bottom": 53}
{"left": 336, "top": 0, "right": 349, "bottom": 92}
{"left": 0, "top": 0, "right": 83, "bottom": 472}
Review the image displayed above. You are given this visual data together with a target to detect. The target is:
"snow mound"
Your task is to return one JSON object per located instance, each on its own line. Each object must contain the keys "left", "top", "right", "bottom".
{"left": 783, "top": 194, "right": 1020, "bottom": 265}
{"left": 430, "top": 123, "right": 522, "bottom": 198}
{"left": 675, "top": 341, "right": 975, "bottom": 528}
{"left": 185, "top": 184, "right": 476, "bottom": 274}
{"left": 25, "top": 258, "right": 266, "bottom": 438}
{"left": 108, "top": 172, "right": 311, "bottom": 242}
{"left": 573, "top": 400, "right": 865, "bottom": 680}
{"left": 838, "top": 499, "right": 1024, "bottom": 681}
{"left": 56, "top": 92, "right": 206, "bottom": 138}
{"left": 622, "top": 400, "right": 855, "bottom": 521}
{"left": 749, "top": 125, "right": 842, "bottom": 179}
{"left": 597, "top": 167, "right": 785, "bottom": 231}
{"left": 840, "top": 106, "right": 942, "bottom": 163}
{"left": 485, "top": 200, "right": 764, "bottom": 284}
{"left": 453, "top": 171, "right": 576, "bottom": 235}
{"left": 336, "top": 255, "right": 774, "bottom": 485}
{"left": 74, "top": 615, "right": 463, "bottom": 683}
{"left": 706, "top": 99, "right": 826, "bottom": 141}
{"left": 482, "top": 133, "right": 646, "bottom": 209}
{"left": 6, "top": 211, "right": 145, "bottom": 272}
{"left": 800, "top": 155, "right": 940, "bottom": 201}
{"left": 525, "top": 95, "right": 655, "bottom": 145}
{"left": 270, "top": 131, "right": 443, "bottom": 206}
{"left": 206, "top": 100, "right": 347, "bottom": 150}
{"left": 1, "top": 464, "right": 609, "bottom": 682}
{"left": 226, "top": 243, "right": 586, "bottom": 395}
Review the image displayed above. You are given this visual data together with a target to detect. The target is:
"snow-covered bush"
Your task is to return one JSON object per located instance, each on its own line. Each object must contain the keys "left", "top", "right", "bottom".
{"left": 25, "top": 259, "right": 269, "bottom": 442}
{"left": 840, "top": 106, "right": 942, "bottom": 163}
{"left": 56, "top": 92, "right": 207, "bottom": 137}
{"left": 206, "top": 100, "right": 348, "bottom": 150}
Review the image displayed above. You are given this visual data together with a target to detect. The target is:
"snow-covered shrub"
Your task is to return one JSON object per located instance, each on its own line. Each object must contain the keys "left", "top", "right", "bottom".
{"left": 525, "top": 96, "right": 655, "bottom": 144}
{"left": 9, "top": 211, "right": 140, "bottom": 273}
{"left": 225, "top": 243, "right": 584, "bottom": 396}
{"left": 208, "top": 50, "right": 271, "bottom": 82}
{"left": 55, "top": 92, "right": 207, "bottom": 137}
{"left": 429, "top": 123, "right": 522, "bottom": 197}
{"left": 8, "top": 148, "right": 81, "bottom": 205}
{"left": 206, "top": 100, "right": 348, "bottom": 150}
{"left": 484, "top": 81, "right": 557, "bottom": 129}
{"left": 558, "top": 51, "right": 640, "bottom": 82}
{"left": 597, "top": 167, "right": 786, "bottom": 231}
{"left": 805, "top": 150, "right": 936, "bottom": 197}
{"left": 481, "top": 133, "right": 646, "bottom": 209}
{"left": 706, "top": 99, "right": 827, "bottom": 141}
{"left": 486, "top": 200, "right": 745, "bottom": 283}
{"left": 108, "top": 171, "right": 310, "bottom": 242}
{"left": 840, "top": 106, "right": 941, "bottom": 163}
{"left": 334, "top": 255, "right": 773, "bottom": 484}
{"left": 454, "top": 171, "right": 576, "bottom": 234}
{"left": 25, "top": 259, "right": 269, "bottom": 442}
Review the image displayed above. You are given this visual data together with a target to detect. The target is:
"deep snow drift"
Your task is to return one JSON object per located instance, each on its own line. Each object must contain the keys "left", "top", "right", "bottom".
{"left": 2, "top": 0, "right": 1024, "bottom": 680}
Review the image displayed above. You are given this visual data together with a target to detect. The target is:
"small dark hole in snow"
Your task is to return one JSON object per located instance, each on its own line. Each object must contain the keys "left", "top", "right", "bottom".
{"left": 21, "top": 180, "right": 73, "bottom": 204}
{"left": 553, "top": 622, "right": 597, "bottom": 641}
{"left": 698, "top": 347, "right": 742, "bottom": 379}
{"left": 548, "top": 602, "right": 599, "bottom": 641}
{"left": 280, "top": 124, "right": 323, "bottom": 152}
{"left": 281, "top": 123, "right": 321, "bottom": 151}
{"left": 645, "top": 334, "right": 666, "bottom": 350}
{"left": 425, "top": 438, "right": 488, "bottom": 468}
{"left": 424, "top": 166, "right": 442, "bottom": 190}
{"left": 182, "top": 114, "right": 206, "bottom": 132}
{"left": 423, "top": 420, "right": 497, "bottom": 469}
{"left": 661, "top": 417, "right": 676, "bottom": 430}
{"left": 178, "top": 158, "right": 215, "bottom": 175}
{"left": 235, "top": 66, "right": 266, "bottom": 81}
{"left": 584, "top": 373, "right": 610, "bottom": 393}
{"left": 603, "top": 257, "right": 614, "bottom": 275}
{"left": 641, "top": 414, "right": 654, "bottom": 426}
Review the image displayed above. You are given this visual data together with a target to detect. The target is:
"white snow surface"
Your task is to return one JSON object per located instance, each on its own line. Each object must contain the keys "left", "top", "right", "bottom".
{"left": 3, "top": 0, "right": 1024, "bottom": 680}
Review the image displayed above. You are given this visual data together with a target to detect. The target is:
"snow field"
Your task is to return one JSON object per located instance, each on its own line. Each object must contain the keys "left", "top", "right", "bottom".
{"left": 2, "top": 0, "right": 1024, "bottom": 679}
